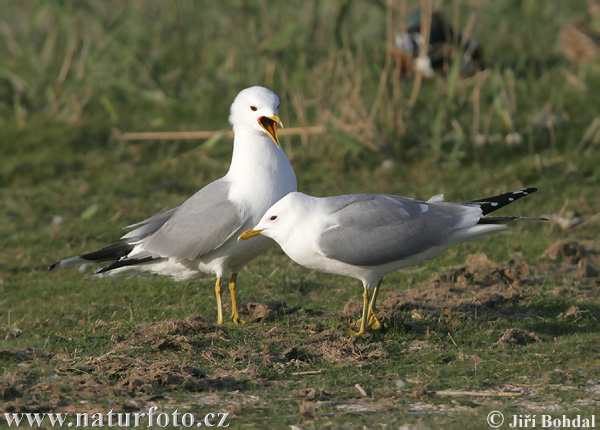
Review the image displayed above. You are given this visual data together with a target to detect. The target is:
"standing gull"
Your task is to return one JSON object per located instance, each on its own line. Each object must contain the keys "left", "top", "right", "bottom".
{"left": 50, "top": 86, "right": 297, "bottom": 325}
{"left": 239, "top": 188, "right": 542, "bottom": 335}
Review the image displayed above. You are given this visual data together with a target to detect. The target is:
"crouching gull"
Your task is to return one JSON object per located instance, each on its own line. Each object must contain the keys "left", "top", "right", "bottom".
{"left": 50, "top": 86, "right": 297, "bottom": 325}
{"left": 239, "top": 188, "right": 543, "bottom": 335}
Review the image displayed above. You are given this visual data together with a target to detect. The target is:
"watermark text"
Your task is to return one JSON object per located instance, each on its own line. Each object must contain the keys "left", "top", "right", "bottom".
{"left": 3, "top": 407, "right": 231, "bottom": 428}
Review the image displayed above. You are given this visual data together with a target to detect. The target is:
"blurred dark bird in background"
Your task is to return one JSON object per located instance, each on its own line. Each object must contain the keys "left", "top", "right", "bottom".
{"left": 389, "top": 9, "right": 484, "bottom": 78}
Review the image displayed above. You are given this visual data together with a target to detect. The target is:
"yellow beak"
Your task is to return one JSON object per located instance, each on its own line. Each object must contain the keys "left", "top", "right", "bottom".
{"left": 259, "top": 114, "right": 284, "bottom": 148}
{"left": 238, "top": 228, "right": 264, "bottom": 242}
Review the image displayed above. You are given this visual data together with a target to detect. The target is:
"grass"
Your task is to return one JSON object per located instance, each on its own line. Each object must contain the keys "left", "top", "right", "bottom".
{"left": 1, "top": 0, "right": 600, "bottom": 428}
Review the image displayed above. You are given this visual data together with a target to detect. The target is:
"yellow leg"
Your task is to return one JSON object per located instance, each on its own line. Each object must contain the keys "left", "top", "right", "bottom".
{"left": 215, "top": 277, "right": 224, "bottom": 325}
{"left": 350, "top": 281, "right": 383, "bottom": 331}
{"left": 350, "top": 314, "right": 381, "bottom": 330}
{"left": 229, "top": 273, "right": 245, "bottom": 325}
{"left": 366, "top": 281, "right": 382, "bottom": 330}
{"left": 351, "top": 286, "right": 370, "bottom": 336}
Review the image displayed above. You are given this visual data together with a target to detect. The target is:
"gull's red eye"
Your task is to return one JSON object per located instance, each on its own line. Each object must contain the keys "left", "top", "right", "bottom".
{"left": 270, "top": 215, "right": 278, "bottom": 221}
{"left": 250, "top": 106, "right": 257, "bottom": 111}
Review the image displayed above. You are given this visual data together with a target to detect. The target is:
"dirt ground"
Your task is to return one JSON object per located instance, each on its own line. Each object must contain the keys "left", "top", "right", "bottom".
{"left": 1, "top": 240, "right": 598, "bottom": 418}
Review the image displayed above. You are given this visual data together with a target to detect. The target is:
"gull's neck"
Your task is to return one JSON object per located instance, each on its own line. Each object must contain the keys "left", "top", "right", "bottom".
{"left": 226, "top": 126, "right": 297, "bottom": 215}
{"left": 228, "top": 127, "right": 282, "bottom": 174}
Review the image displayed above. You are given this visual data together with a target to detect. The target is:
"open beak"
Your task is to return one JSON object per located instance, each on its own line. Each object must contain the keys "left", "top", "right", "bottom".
{"left": 238, "top": 228, "right": 264, "bottom": 242}
{"left": 259, "top": 114, "right": 283, "bottom": 148}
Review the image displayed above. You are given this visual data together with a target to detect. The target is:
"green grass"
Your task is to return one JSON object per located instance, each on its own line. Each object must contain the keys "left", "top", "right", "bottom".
{"left": 1, "top": 0, "right": 600, "bottom": 428}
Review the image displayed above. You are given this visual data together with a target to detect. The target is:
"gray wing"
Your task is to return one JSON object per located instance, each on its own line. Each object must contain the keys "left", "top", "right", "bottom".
{"left": 122, "top": 207, "right": 179, "bottom": 241}
{"left": 134, "top": 180, "right": 243, "bottom": 261}
{"left": 317, "top": 194, "right": 476, "bottom": 266}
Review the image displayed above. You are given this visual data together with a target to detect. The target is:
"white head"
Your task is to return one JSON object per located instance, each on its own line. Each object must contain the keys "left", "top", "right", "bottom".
{"left": 238, "top": 192, "right": 310, "bottom": 245}
{"left": 229, "top": 86, "right": 283, "bottom": 147}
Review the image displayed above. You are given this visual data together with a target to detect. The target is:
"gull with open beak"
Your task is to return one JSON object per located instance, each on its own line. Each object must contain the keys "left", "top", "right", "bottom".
{"left": 259, "top": 113, "right": 283, "bottom": 148}
{"left": 49, "top": 86, "right": 297, "bottom": 325}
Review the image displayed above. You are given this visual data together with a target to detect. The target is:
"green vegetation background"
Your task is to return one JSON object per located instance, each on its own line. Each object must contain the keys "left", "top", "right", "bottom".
{"left": 1, "top": 1, "right": 599, "bottom": 428}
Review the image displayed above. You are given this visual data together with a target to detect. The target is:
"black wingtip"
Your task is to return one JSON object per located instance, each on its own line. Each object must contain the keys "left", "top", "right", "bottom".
{"left": 48, "top": 263, "right": 58, "bottom": 271}
{"left": 94, "top": 256, "right": 156, "bottom": 275}
{"left": 80, "top": 241, "right": 135, "bottom": 263}
{"left": 467, "top": 187, "right": 538, "bottom": 216}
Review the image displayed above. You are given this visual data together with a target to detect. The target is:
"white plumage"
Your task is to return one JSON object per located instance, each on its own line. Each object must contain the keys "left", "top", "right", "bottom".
{"left": 50, "top": 86, "right": 297, "bottom": 325}
{"left": 239, "top": 188, "right": 540, "bottom": 335}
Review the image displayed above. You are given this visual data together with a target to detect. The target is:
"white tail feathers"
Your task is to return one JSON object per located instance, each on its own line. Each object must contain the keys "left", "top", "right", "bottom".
{"left": 451, "top": 224, "right": 509, "bottom": 243}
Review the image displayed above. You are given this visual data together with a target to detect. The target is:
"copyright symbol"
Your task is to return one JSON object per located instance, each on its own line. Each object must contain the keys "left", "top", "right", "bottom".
{"left": 487, "top": 410, "right": 504, "bottom": 427}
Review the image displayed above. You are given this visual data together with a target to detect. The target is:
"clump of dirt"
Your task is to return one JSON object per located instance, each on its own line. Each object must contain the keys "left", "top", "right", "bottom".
{"left": 295, "top": 387, "right": 331, "bottom": 401}
{"left": 237, "top": 299, "right": 301, "bottom": 322}
{"left": 576, "top": 259, "right": 599, "bottom": 278}
{"left": 558, "top": 305, "right": 586, "bottom": 320}
{"left": 542, "top": 241, "right": 595, "bottom": 264}
{"left": 541, "top": 240, "right": 599, "bottom": 283}
{"left": 117, "top": 362, "right": 206, "bottom": 393}
{"left": 0, "top": 370, "right": 29, "bottom": 401}
{"left": 410, "top": 387, "right": 433, "bottom": 398}
{"left": 122, "top": 314, "right": 214, "bottom": 350}
{"left": 492, "top": 328, "right": 541, "bottom": 347}
{"left": 306, "top": 336, "right": 387, "bottom": 363}
{"left": 1, "top": 360, "right": 111, "bottom": 414}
